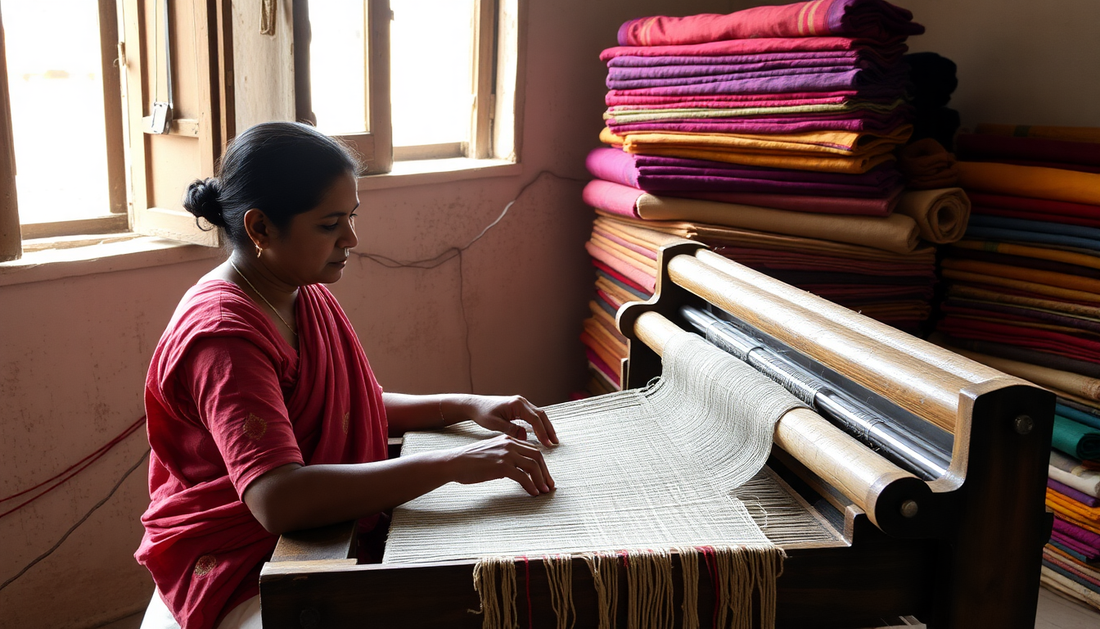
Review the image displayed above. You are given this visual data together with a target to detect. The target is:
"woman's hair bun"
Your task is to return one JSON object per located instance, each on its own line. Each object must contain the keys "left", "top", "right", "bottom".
{"left": 183, "top": 177, "right": 226, "bottom": 228}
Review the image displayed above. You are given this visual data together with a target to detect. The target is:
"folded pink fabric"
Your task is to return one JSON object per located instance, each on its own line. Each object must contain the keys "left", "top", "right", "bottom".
{"left": 600, "top": 37, "right": 905, "bottom": 62}
{"left": 617, "top": 0, "right": 923, "bottom": 47}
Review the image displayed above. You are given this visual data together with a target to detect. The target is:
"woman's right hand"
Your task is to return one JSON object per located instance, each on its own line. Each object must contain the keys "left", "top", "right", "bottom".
{"left": 446, "top": 434, "right": 554, "bottom": 496}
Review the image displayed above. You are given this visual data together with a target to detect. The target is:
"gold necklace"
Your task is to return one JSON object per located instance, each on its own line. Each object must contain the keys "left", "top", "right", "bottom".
{"left": 230, "top": 261, "right": 297, "bottom": 337}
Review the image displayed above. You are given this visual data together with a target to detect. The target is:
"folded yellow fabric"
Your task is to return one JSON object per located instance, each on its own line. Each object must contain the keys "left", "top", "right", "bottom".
{"left": 894, "top": 187, "right": 970, "bottom": 244}
{"left": 600, "top": 127, "right": 903, "bottom": 174}
{"left": 633, "top": 194, "right": 921, "bottom": 254}
{"left": 958, "top": 162, "right": 1100, "bottom": 206}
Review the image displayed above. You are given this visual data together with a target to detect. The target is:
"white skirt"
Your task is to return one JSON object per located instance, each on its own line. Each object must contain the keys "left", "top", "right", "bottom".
{"left": 140, "top": 589, "right": 261, "bottom": 629}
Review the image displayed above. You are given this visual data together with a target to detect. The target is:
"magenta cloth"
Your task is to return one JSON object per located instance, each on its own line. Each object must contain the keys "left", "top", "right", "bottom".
{"left": 1054, "top": 515, "right": 1100, "bottom": 551}
{"left": 617, "top": 0, "right": 924, "bottom": 46}
{"left": 585, "top": 348, "right": 620, "bottom": 387}
{"left": 1051, "top": 531, "right": 1100, "bottom": 560}
{"left": 1050, "top": 479, "right": 1100, "bottom": 508}
{"left": 600, "top": 37, "right": 908, "bottom": 62}
{"left": 585, "top": 149, "right": 902, "bottom": 199}
{"left": 583, "top": 179, "right": 642, "bottom": 218}
{"left": 957, "top": 133, "right": 1100, "bottom": 168}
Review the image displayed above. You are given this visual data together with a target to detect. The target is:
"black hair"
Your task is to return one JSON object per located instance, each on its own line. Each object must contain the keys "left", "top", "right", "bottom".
{"left": 182, "top": 122, "right": 360, "bottom": 250}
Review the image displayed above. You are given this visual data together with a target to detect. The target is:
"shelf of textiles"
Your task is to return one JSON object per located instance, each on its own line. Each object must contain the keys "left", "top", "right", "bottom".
{"left": 579, "top": 0, "right": 972, "bottom": 396}
{"left": 927, "top": 124, "right": 1100, "bottom": 611}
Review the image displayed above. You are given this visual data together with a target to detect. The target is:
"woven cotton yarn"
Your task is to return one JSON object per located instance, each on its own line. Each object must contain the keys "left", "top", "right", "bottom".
{"left": 385, "top": 332, "right": 811, "bottom": 628}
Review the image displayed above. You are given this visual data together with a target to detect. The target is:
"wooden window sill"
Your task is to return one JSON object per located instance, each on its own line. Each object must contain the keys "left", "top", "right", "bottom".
{"left": 0, "top": 235, "right": 222, "bottom": 287}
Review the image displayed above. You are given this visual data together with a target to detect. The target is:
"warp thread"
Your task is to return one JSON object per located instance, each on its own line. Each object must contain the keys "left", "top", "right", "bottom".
{"left": 544, "top": 554, "right": 576, "bottom": 629}
{"left": 474, "top": 545, "right": 785, "bottom": 629}
{"left": 472, "top": 557, "right": 518, "bottom": 629}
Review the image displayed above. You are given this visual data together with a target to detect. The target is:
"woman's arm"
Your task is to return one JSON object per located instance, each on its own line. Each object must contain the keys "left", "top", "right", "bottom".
{"left": 243, "top": 433, "right": 553, "bottom": 534}
{"left": 384, "top": 392, "right": 558, "bottom": 447}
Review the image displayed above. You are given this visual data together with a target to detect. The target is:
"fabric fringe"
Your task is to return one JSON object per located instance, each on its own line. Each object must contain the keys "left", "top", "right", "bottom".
{"left": 473, "top": 545, "right": 785, "bottom": 629}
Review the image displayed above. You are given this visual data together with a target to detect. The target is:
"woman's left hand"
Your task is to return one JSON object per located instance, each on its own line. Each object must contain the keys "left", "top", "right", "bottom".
{"left": 451, "top": 395, "right": 559, "bottom": 447}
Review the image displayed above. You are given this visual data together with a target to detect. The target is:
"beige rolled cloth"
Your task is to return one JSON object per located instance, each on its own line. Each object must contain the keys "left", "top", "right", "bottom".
{"left": 944, "top": 344, "right": 1100, "bottom": 402}
{"left": 633, "top": 194, "right": 921, "bottom": 254}
{"left": 893, "top": 187, "right": 971, "bottom": 244}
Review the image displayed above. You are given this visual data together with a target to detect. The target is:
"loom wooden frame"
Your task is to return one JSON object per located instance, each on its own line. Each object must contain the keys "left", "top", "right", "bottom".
{"left": 258, "top": 243, "right": 1054, "bottom": 628}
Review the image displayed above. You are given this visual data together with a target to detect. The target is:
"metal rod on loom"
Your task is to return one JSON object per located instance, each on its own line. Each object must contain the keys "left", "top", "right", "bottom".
{"left": 631, "top": 310, "right": 935, "bottom": 535}
{"left": 680, "top": 306, "right": 950, "bottom": 481}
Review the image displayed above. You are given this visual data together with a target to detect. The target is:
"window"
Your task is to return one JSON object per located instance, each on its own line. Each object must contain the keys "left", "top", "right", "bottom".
{"left": 0, "top": 0, "right": 521, "bottom": 263}
{"left": 298, "top": 0, "right": 522, "bottom": 173}
{"left": 1, "top": 0, "right": 129, "bottom": 259}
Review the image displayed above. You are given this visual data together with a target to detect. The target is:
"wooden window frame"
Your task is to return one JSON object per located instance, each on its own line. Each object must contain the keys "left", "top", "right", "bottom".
{"left": 0, "top": 0, "right": 130, "bottom": 259}
{"left": 295, "top": 0, "right": 523, "bottom": 172}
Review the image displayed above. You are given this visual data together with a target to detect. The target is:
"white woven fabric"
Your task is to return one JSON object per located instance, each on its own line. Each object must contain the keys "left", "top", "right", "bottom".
{"left": 384, "top": 332, "right": 809, "bottom": 564}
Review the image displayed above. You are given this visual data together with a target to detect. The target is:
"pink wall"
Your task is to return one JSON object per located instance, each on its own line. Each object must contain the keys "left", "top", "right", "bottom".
{"left": 0, "top": 1, "right": 730, "bottom": 626}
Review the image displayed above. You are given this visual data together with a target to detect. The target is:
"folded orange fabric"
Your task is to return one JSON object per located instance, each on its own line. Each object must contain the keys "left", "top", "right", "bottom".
{"left": 944, "top": 258, "right": 1100, "bottom": 294}
{"left": 1048, "top": 488, "right": 1100, "bottom": 525}
{"left": 580, "top": 330, "right": 623, "bottom": 380}
{"left": 958, "top": 162, "right": 1100, "bottom": 206}
{"left": 590, "top": 233, "right": 659, "bottom": 273}
{"left": 604, "top": 125, "right": 912, "bottom": 155}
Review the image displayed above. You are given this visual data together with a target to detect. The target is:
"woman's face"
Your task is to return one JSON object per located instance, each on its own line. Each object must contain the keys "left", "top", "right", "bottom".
{"left": 266, "top": 172, "right": 360, "bottom": 286}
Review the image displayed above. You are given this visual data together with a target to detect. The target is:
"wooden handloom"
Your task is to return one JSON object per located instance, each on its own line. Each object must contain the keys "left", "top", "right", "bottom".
{"left": 258, "top": 240, "right": 1054, "bottom": 628}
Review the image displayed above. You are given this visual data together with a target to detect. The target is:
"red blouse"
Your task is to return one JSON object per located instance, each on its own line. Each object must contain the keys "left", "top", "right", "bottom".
{"left": 136, "top": 280, "right": 388, "bottom": 629}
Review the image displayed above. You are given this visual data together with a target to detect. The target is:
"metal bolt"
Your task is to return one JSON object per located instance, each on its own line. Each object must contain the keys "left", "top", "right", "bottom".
{"left": 900, "top": 500, "right": 919, "bottom": 518}
{"left": 300, "top": 608, "right": 320, "bottom": 629}
{"left": 1014, "top": 415, "right": 1034, "bottom": 435}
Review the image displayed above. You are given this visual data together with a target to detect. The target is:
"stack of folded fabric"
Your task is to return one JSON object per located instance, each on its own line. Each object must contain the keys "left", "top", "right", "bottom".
{"left": 929, "top": 124, "right": 1100, "bottom": 610}
{"left": 579, "top": 0, "right": 966, "bottom": 395}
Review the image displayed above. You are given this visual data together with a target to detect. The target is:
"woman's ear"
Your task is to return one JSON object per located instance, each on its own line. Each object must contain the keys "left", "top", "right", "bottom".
{"left": 243, "top": 208, "right": 271, "bottom": 251}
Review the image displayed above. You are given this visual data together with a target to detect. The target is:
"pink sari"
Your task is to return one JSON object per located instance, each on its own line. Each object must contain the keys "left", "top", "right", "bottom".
{"left": 136, "top": 281, "right": 387, "bottom": 629}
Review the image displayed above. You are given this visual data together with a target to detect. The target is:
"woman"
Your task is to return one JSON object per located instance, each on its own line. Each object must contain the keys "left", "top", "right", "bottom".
{"left": 136, "top": 122, "right": 557, "bottom": 629}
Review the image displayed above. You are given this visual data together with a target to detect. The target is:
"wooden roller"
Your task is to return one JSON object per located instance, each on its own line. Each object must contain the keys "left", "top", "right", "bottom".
{"left": 670, "top": 251, "right": 1012, "bottom": 433}
{"left": 633, "top": 310, "right": 937, "bottom": 537}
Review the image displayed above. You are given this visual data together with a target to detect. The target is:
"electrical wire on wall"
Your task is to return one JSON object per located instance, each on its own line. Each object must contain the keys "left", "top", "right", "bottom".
{"left": 0, "top": 168, "right": 588, "bottom": 592}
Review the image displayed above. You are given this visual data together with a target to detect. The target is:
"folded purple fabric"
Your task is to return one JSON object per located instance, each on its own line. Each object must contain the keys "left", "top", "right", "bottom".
{"left": 617, "top": 0, "right": 924, "bottom": 46}
{"left": 1053, "top": 516, "right": 1100, "bottom": 553}
{"left": 607, "top": 114, "right": 906, "bottom": 136}
{"left": 1050, "top": 478, "right": 1100, "bottom": 508}
{"left": 605, "top": 62, "right": 900, "bottom": 89}
{"left": 585, "top": 147, "right": 901, "bottom": 198}
{"left": 608, "top": 68, "right": 904, "bottom": 96}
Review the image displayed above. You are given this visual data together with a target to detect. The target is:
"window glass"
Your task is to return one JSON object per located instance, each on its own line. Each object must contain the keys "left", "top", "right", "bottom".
{"left": 4, "top": 0, "right": 110, "bottom": 223}
{"left": 389, "top": 0, "right": 475, "bottom": 148}
{"left": 309, "top": 0, "right": 368, "bottom": 134}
